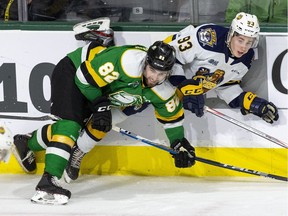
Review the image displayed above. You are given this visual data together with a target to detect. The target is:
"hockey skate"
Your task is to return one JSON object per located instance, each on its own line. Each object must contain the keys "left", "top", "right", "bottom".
{"left": 12, "top": 134, "right": 36, "bottom": 173}
{"left": 63, "top": 144, "right": 86, "bottom": 183}
{"left": 73, "top": 17, "right": 114, "bottom": 46}
{"left": 31, "top": 172, "right": 71, "bottom": 205}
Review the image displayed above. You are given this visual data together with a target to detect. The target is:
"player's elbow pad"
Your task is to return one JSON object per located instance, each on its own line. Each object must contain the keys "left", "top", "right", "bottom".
{"left": 228, "top": 92, "right": 245, "bottom": 108}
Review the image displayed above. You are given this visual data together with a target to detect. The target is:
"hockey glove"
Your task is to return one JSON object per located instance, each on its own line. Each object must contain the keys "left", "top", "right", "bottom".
{"left": 171, "top": 138, "right": 196, "bottom": 168}
{"left": 122, "top": 102, "right": 150, "bottom": 116}
{"left": 91, "top": 96, "right": 112, "bottom": 132}
{"left": 178, "top": 76, "right": 205, "bottom": 117}
{"left": 240, "top": 92, "right": 279, "bottom": 124}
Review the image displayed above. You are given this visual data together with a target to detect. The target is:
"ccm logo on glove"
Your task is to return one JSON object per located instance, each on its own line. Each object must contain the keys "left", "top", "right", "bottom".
{"left": 97, "top": 105, "right": 111, "bottom": 112}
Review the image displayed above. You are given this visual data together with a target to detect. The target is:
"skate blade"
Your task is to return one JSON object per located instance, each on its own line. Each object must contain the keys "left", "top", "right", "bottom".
{"left": 31, "top": 191, "right": 69, "bottom": 205}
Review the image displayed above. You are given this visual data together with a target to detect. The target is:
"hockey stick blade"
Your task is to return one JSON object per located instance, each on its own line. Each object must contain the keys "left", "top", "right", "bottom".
{"left": 113, "top": 126, "right": 288, "bottom": 182}
{"left": 0, "top": 114, "right": 60, "bottom": 121}
{"left": 196, "top": 157, "right": 288, "bottom": 182}
{"left": 205, "top": 106, "right": 288, "bottom": 149}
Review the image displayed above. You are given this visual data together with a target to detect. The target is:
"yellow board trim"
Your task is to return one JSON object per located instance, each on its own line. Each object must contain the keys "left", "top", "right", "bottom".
{"left": 2, "top": 146, "right": 287, "bottom": 179}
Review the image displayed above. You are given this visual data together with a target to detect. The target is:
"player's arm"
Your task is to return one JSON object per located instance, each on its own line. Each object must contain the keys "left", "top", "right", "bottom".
{"left": 163, "top": 24, "right": 201, "bottom": 66}
{"left": 168, "top": 63, "right": 186, "bottom": 87}
{"left": 229, "top": 91, "right": 279, "bottom": 124}
{"left": 216, "top": 80, "right": 279, "bottom": 124}
{"left": 153, "top": 93, "right": 196, "bottom": 168}
{"left": 73, "top": 17, "right": 114, "bottom": 47}
{"left": 75, "top": 56, "right": 120, "bottom": 100}
{"left": 75, "top": 66, "right": 112, "bottom": 132}
{"left": 177, "top": 75, "right": 206, "bottom": 117}
{"left": 75, "top": 62, "right": 104, "bottom": 101}
{"left": 75, "top": 59, "right": 120, "bottom": 132}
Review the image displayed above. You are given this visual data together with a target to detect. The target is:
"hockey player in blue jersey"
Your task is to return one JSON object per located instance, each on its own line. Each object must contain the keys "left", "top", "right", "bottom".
{"left": 164, "top": 12, "right": 279, "bottom": 123}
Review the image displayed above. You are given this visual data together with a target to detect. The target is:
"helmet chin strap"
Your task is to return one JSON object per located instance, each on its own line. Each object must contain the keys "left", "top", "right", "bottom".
{"left": 227, "top": 44, "right": 235, "bottom": 57}
{"left": 226, "top": 40, "right": 238, "bottom": 58}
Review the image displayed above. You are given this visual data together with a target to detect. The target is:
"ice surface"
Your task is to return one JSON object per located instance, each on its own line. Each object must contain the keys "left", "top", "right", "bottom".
{"left": 0, "top": 174, "right": 287, "bottom": 216}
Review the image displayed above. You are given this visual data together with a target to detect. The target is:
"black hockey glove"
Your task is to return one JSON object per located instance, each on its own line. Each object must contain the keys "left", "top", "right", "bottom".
{"left": 91, "top": 96, "right": 112, "bottom": 132}
{"left": 240, "top": 92, "right": 279, "bottom": 124}
{"left": 171, "top": 138, "right": 196, "bottom": 168}
{"left": 178, "top": 76, "right": 205, "bottom": 117}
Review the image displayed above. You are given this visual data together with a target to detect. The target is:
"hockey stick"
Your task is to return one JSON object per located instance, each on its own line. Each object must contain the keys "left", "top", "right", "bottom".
{"left": 113, "top": 126, "right": 288, "bottom": 182}
{"left": 205, "top": 106, "right": 288, "bottom": 149}
{"left": 1, "top": 113, "right": 286, "bottom": 181}
{"left": 112, "top": 126, "right": 175, "bottom": 154}
{"left": 1, "top": 111, "right": 287, "bottom": 149}
{"left": 0, "top": 114, "right": 60, "bottom": 121}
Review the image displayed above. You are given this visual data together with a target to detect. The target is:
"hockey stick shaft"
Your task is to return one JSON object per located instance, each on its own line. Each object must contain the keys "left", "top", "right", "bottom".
{"left": 0, "top": 114, "right": 60, "bottom": 121}
{"left": 112, "top": 126, "right": 175, "bottom": 154}
{"left": 205, "top": 106, "right": 288, "bottom": 149}
{"left": 113, "top": 126, "right": 287, "bottom": 182}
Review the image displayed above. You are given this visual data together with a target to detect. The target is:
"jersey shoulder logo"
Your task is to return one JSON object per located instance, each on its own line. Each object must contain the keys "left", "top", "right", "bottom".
{"left": 198, "top": 28, "right": 217, "bottom": 47}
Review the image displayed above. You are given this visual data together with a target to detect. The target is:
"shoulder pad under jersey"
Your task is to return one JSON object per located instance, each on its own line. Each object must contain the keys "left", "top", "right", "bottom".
{"left": 151, "top": 81, "right": 176, "bottom": 100}
{"left": 121, "top": 48, "right": 146, "bottom": 78}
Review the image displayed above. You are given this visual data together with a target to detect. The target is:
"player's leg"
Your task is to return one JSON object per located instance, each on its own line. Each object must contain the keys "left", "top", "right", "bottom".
{"left": 63, "top": 119, "right": 107, "bottom": 183}
{"left": 73, "top": 17, "right": 114, "bottom": 46}
{"left": 12, "top": 124, "right": 52, "bottom": 173}
{"left": 31, "top": 56, "right": 88, "bottom": 205}
{"left": 64, "top": 108, "right": 128, "bottom": 183}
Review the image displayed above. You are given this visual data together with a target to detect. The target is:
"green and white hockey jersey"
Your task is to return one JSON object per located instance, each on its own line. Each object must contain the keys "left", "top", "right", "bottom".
{"left": 69, "top": 43, "right": 185, "bottom": 144}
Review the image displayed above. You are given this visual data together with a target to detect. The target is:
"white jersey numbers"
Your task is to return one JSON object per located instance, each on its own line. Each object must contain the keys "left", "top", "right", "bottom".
{"left": 98, "top": 62, "right": 120, "bottom": 83}
{"left": 165, "top": 95, "right": 180, "bottom": 113}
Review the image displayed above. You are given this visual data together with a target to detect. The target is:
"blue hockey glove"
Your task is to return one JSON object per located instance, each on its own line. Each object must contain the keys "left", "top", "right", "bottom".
{"left": 241, "top": 92, "right": 279, "bottom": 124}
{"left": 178, "top": 76, "right": 205, "bottom": 117}
{"left": 182, "top": 94, "right": 205, "bottom": 117}
{"left": 171, "top": 138, "right": 196, "bottom": 168}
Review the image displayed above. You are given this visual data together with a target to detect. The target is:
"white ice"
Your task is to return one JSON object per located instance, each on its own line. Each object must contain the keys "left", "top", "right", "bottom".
{"left": 0, "top": 174, "right": 287, "bottom": 216}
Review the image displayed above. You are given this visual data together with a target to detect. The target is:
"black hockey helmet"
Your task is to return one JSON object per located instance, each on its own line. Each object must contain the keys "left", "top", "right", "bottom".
{"left": 146, "top": 41, "right": 176, "bottom": 71}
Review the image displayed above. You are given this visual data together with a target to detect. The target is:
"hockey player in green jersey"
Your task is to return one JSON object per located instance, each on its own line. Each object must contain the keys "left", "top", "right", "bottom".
{"left": 12, "top": 27, "right": 196, "bottom": 204}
